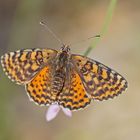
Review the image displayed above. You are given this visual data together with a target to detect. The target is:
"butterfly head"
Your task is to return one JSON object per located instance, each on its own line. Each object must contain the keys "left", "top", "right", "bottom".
{"left": 60, "top": 45, "right": 70, "bottom": 53}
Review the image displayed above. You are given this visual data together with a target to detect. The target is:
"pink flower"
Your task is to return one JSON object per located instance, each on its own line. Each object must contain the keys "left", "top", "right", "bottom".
{"left": 46, "top": 104, "right": 72, "bottom": 121}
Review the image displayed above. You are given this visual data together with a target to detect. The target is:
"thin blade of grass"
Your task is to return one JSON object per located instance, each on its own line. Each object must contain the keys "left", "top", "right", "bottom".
{"left": 84, "top": 0, "right": 117, "bottom": 56}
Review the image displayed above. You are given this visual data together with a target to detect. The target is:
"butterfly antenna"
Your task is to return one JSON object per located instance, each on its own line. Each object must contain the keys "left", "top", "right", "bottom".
{"left": 40, "top": 21, "right": 64, "bottom": 46}
{"left": 69, "top": 34, "right": 100, "bottom": 46}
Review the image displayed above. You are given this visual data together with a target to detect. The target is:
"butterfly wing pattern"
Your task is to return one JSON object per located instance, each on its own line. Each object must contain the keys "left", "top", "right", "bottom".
{"left": 26, "top": 66, "right": 53, "bottom": 106}
{"left": 58, "top": 67, "right": 91, "bottom": 110}
{"left": 71, "top": 54, "right": 128, "bottom": 101}
{"left": 1, "top": 46, "right": 128, "bottom": 111}
{"left": 1, "top": 48, "right": 57, "bottom": 84}
{"left": 1, "top": 48, "right": 57, "bottom": 105}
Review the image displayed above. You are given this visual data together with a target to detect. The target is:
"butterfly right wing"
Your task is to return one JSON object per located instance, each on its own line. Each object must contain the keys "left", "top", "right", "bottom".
{"left": 1, "top": 48, "right": 57, "bottom": 85}
{"left": 25, "top": 65, "right": 54, "bottom": 106}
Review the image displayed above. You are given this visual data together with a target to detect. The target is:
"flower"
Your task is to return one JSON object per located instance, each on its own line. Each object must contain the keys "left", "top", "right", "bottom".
{"left": 46, "top": 104, "right": 72, "bottom": 121}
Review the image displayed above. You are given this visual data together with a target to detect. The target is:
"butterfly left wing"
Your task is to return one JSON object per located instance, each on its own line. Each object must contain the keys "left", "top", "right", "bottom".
{"left": 1, "top": 48, "right": 57, "bottom": 84}
{"left": 58, "top": 66, "right": 91, "bottom": 111}
{"left": 71, "top": 54, "right": 128, "bottom": 101}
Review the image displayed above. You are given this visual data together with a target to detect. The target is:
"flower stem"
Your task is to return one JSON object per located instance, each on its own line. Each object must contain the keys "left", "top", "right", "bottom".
{"left": 84, "top": 0, "right": 117, "bottom": 56}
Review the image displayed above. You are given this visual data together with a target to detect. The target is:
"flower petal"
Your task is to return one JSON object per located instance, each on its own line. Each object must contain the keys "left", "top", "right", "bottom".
{"left": 62, "top": 107, "right": 72, "bottom": 117}
{"left": 46, "top": 104, "right": 60, "bottom": 121}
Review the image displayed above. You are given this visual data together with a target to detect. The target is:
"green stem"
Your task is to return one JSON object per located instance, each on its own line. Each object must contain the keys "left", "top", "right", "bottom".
{"left": 84, "top": 0, "right": 117, "bottom": 56}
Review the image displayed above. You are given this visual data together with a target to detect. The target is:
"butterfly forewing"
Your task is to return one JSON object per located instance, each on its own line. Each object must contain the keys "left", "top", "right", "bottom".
{"left": 1, "top": 48, "right": 57, "bottom": 84}
{"left": 71, "top": 54, "right": 128, "bottom": 101}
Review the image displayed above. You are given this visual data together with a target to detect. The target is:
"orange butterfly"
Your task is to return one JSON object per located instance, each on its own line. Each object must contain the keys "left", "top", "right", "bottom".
{"left": 1, "top": 45, "right": 128, "bottom": 110}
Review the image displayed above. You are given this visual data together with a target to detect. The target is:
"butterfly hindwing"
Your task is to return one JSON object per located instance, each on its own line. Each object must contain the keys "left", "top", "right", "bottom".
{"left": 1, "top": 48, "right": 57, "bottom": 84}
{"left": 71, "top": 54, "right": 128, "bottom": 101}
{"left": 58, "top": 66, "right": 91, "bottom": 110}
{"left": 25, "top": 66, "right": 54, "bottom": 106}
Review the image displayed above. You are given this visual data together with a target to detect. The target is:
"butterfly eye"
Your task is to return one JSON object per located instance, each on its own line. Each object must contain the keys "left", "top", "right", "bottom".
{"left": 61, "top": 45, "right": 65, "bottom": 51}
{"left": 66, "top": 46, "right": 70, "bottom": 52}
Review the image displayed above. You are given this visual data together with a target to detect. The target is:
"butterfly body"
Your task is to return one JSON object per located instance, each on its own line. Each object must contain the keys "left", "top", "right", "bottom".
{"left": 1, "top": 45, "right": 128, "bottom": 110}
{"left": 51, "top": 45, "right": 70, "bottom": 100}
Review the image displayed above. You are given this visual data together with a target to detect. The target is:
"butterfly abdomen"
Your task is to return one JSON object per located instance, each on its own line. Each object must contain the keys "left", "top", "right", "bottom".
{"left": 51, "top": 69, "right": 65, "bottom": 98}
{"left": 51, "top": 51, "right": 68, "bottom": 99}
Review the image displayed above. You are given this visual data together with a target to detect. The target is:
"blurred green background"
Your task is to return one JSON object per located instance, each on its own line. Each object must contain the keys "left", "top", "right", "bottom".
{"left": 0, "top": 0, "right": 140, "bottom": 140}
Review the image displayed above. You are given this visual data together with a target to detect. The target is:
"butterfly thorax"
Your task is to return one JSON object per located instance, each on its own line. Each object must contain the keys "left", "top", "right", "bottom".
{"left": 51, "top": 46, "right": 70, "bottom": 100}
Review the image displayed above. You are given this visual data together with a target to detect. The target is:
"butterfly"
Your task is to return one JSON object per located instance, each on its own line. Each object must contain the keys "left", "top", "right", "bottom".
{"left": 1, "top": 45, "right": 128, "bottom": 110}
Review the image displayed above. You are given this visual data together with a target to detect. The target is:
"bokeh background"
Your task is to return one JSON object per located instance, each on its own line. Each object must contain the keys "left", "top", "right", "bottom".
{"left": 0, "top": 0, "right": 140, "bottom": 140}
